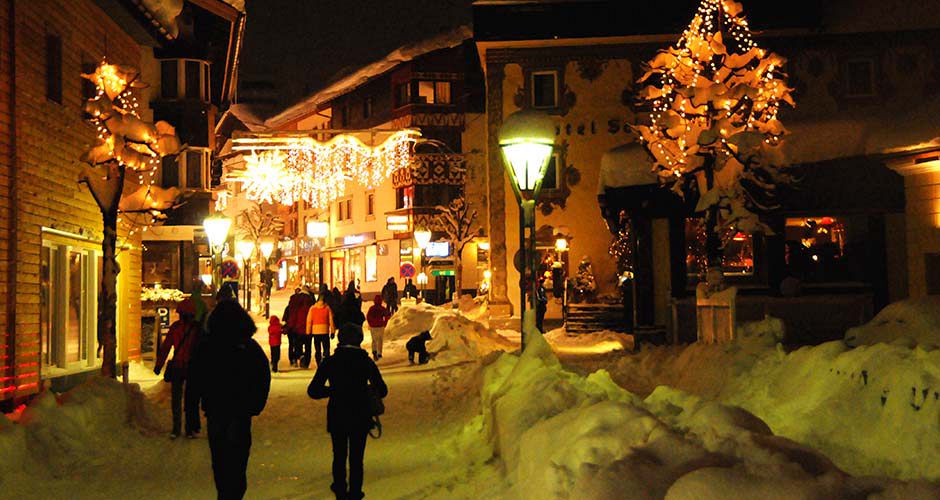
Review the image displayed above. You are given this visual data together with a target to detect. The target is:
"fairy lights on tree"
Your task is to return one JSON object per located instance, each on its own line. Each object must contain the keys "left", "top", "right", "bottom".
{"left": 79, "top": 60, "right": 180, "bottom": 378}
{"left": 229, "top": 131, "right": 419, "bottom": 208}
{"left": 634, "top": 0, "right": 794, "bottom": 283}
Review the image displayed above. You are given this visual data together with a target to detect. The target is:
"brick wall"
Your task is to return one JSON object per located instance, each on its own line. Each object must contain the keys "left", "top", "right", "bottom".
{"left": 1, "top": 0, "right": 147, "bottom": 401}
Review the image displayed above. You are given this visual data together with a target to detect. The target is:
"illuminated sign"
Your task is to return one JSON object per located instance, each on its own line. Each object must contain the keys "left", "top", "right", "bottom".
{"left": 426, "top": 241, "right": 450, "bottom": 258}
{"left": 431, "top": 269, "right": 455, "bottom": 277}
{"left": 344, "top": 235, "right": 366, "bottom": 245}
{"left": 386, "top": 214, "right": 410, "bottom": 232}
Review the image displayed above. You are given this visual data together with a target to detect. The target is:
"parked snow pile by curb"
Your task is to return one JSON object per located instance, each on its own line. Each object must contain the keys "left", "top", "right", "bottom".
{"left": 470, "top": 330, "right": 940, "bottom": 498}
{"left": 844, "top": 297, "right": 940, "bottom": 349}
{"left": 0, "top": 376, "right": 158, "bottom": 486}
{"left": 544, "top": 327, "right": 635, "bottom": 353}
{"left": 385, "top": 303, "right": 514, "bottom": 364}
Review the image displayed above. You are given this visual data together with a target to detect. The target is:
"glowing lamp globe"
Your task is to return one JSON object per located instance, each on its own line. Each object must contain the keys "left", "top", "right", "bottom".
{"left": 414, "top": 228, "right": 432, "bottom": 250}
{"left": 235, "top": 240, "right": 255, "bottom": 262}
{"left": 259, "top": 239, "right": 276, "bottom": 260}
{"left": 555, "top": 238, "right": 568, "bottom": 252}
{"left": 498, "top": 110, "right": 555, "bottom": 197}
{"left": 203, "top": 215, "right": 231, "bottom": 251}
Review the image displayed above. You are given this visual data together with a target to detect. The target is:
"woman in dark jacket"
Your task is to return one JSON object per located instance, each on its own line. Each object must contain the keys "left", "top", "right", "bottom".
{"left": 308, "top": 324, "right": 387, "bottom": 500}
{"left": 339, "top": 280, "right": 365, "bottom": 327}
{"left": 191, "top": 300, "right": 271, "bottom": 500}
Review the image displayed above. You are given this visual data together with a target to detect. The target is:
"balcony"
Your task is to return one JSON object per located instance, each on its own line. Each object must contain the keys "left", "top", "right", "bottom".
{"left": 391, "top": 153, "right": 467, "bottom": 189}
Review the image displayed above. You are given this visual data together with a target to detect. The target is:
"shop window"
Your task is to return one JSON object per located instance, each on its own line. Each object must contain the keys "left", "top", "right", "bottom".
{"left": 348, "top": 247, "right": 363, "bottom": 284}
{"left": 685, "top": 218, "right": 755, "bottom": 280}
{"left": 40, "top": 242, "right": 99, "bottom": 369}
{"left": 531, "top": 71, "right": 558, "bottom": 108}
{"left": 46, "top": 34, "right": 62, "bottom": 103}
{"left": 366, "top": 245, "right": 378, "bottom": 282}
{"left": 845, "top": 59, "right": 875, "bottom": 98}
{"left": 784, "top": 216, "right": 862, "bottom": 283}
{"left": 142, "top": 241, "right": 181, "bottom": 288}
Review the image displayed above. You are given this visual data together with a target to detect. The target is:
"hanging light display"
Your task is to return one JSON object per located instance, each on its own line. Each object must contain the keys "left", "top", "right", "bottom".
{"left": 229, "top": 130, "right": 419, "bottom": 208}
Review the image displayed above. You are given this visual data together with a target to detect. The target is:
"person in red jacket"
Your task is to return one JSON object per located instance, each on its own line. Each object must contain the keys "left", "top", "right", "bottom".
{"left": 268, "top": 316, "right": 283, "bottom": 373}
{"left": 366, "top": 295, "right": 391, "bottom": 361}
{"left": 155, "top": 298, "right": 203, "bottom": 439}
{"left": 283, "top": 286, "right": 315, "bottom": 368}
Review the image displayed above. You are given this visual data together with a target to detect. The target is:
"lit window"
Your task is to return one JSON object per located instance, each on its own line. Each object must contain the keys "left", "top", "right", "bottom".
{"left": 434, "top": 81, "right": 452, "bottom": 104}
{"left": 685, "top": 219, "right": 755, "bottom": 280}
{"left": 366, "top": 245, "right": 378, "bottom": 282}
{"left": 417, "top": 81, "right": 434, "bottom": 104}
{"left": 785, "top": 216, "right": 856, "bottom": 283}
{"left": 41, "top": 242, "right": 100, "bottom": 369}
{"left": 531, "top": 71, "right": 558, "bottom": 108}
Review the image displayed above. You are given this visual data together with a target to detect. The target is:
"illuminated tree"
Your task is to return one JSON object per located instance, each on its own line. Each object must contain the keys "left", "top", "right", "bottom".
{"left": 236, "top": 202, "right": 285, "bottom": 250}
{"left": 633, "top": 0, "right": 794, "bottom": 281}
{"left": 434, "top": 197, "right": 480, "bottom": 301}
{"left": 79, "top": 61, "right": 180, "bottom": 378}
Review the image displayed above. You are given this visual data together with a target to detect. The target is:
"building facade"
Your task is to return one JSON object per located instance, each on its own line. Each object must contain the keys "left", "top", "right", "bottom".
{"left": 474, "top": 0, "right": 939, "bottom": 341}
{"left": 230, "top": 27, "right": 488, "bottom": 304}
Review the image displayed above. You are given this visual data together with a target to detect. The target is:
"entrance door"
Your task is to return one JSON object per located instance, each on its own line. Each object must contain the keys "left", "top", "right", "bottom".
{"left": 331, "top": 258, "right": 345, "bottom": 290}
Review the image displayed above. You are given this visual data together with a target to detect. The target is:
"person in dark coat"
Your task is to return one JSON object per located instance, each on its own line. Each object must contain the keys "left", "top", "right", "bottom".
{"left": 339, "top": 281, "right": 365, "bottom": 327}
{"left": 406, "top": 331, "right": 432, "bottom": 365}
{"left": 380, "top": 278, "right": 399, "bottom": 315}
{"left": 535, "top": 280, "right": 549, "bottom": 333}
{"left": 191, "top": 300, "right": 271, "bottom": 500}
{"left": 403, "top": 279, "right": 418, "bottom": 299}
{"left": 154, "top": 298, "right": 203, "bottom": 439}
{"left": 308, "top": 324, "right": 388, "bottom": 500}
{"left": 283, "top": 286, "right": 315, "bottom": 367}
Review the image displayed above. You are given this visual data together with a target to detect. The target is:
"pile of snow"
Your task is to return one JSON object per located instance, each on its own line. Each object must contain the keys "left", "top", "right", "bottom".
{"left": 544, "top": 327, "right": 635, "bottom": 353}
{"left": 466, "top": 329, "right": 940, "bottom": 498}
{"left": 386, "top": 303, "right": 514, "bottom": 365}
{"left": 844, "top": 297, "right": 940, "bottom": 349}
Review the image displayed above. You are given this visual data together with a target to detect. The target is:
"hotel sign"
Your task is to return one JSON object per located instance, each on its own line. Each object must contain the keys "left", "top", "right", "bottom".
{"left": 337, "top": 232, "right": 376, "bottom": 247}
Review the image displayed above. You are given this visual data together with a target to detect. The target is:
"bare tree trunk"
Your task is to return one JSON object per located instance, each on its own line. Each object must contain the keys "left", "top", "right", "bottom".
{"left": 703, "top": 156, "right": 722, "bottom": 272}
{"left": 454, "top": 252, "right": 462, "bottom": 302}
{"left": 96, "top": 164, "right": 125, "bottom": 378}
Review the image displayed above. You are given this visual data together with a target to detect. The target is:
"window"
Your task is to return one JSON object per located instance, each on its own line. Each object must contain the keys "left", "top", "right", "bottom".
{"left": 46, "top": 35, "right": 62, "bottom": 103}
{"left": 186, "top": 151, "right": 204, "bottom": 188}
{"left": 435, "top": 82, "right": 452, "bottom": 104}
{"left": 395, "top": 82, "right": 411, "bottom": 108}
{"left": 363, "top": 97, "right": 373, "bottom": 119}
{"left": 396, "top": 186, "right": 414, "bottom": 209}
{"left": 161, "top": 156, "right": 179, "bottom": 188}
{"left": 542, "top": 154, "right": 560, "bottom": 191}
{"left": 366, "top": 192, "right": 375, "bottom": 217}
{"left": 784, "top": 216, "right": 867, "bottom": 284}
{"left": 185, "top": 60, "right": 201, "bottom": 99}
{"left": 845, "top": 59, "right": 875, "bottom": 97}
{"left": 685, "top": 218, "right": 755, "bottom": 281}
{"left": 161, "top": 60, "right": 179, "bottom": 99}
{"left": 337, "top": 198, "right": 353, "bottom": 222}
{"left": 40, "top": 242, "right": 99, "bottom": 369}
{"left": 531, "top": 71, "right": 558, "bottom": 108}
{"left": 365, "top": 245, "right": 378, "bottom": 282}
{"left": 398, "top": 80, "right": 453, "bottom": 107}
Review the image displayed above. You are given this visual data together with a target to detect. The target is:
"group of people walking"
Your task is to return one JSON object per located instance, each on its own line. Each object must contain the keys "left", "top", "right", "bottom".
{"left": 154, "top": 279, "right": 394, "bottom": 499}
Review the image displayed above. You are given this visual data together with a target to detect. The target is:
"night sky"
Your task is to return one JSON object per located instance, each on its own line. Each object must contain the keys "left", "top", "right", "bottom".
{"left": 240, "top": 0, "right": 474, "bottom": 113}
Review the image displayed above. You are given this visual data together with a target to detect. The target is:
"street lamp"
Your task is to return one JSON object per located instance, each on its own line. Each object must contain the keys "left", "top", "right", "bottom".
{"left": 499, "top": 109, "right": 555, "bottom": 348}
{"left": 235, "top": 240, "right": 255, "bottom": 311}
{"left": 417, "top": 271, "right": 428, "bottom": 300}
{"left": 203, "top": 215, "right": 232, "bottom": 290}
{"left": 413, "top": 227, "right": 432, "bottom": 301}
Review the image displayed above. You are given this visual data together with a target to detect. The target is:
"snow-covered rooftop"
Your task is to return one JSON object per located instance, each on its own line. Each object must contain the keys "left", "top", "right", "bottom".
{"left": 266, "top": 25, "right": 473, "bottom": 128}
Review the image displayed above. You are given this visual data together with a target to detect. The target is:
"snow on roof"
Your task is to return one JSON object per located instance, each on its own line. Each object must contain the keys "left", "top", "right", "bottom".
{"left": 137, "top": 0, "right": 184, "bottom": 37}
{"left": 266, "top": 25, "right": 473, "bottom": 128}
{"left": 223, "top": 103, "right": 267, "bottom": 132}
{"left": 598, "top": 142, "right": 658, "bottom": 193}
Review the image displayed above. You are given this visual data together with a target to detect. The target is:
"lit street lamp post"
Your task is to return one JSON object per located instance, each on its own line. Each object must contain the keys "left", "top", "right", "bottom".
{"left": 203, "top": 215, "right": 232, "bottom": 292}
{"left": 236, "top": 240, "right": 256, "bottom": 312}
{"left": 498, "top": 110, "right": 555, "bottom": 349}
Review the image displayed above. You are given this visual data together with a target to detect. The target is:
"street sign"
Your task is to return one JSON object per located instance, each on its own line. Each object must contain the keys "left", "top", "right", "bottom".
{"left": 431, "top": 269, "right": 455, "bottom": 277}
{"left": 400, "top": 262, "right": 416, "bottom": 278}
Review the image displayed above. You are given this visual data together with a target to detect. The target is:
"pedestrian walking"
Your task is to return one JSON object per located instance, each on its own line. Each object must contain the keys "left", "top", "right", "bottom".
{"left": 380, "top": 278, "right": 398, "bottom": 315}
{"left": 268, "top": 315, "right": 283, "bottom": 373}
{"left": 307, "top": 323, "right": 388, "bottom": 500}
{"left": 154, "top": 298, "right": 203, "bottom": 439}
{"left": 306, "top": 284, "right": 335, "bottom": 366}
{"left": 366, "top": 295, "right": 390, "bottom": 360}
{"left": 403, "top": 279, "right": 418, "bottom": 300}
{"left": 536, "top": 280, "right": 549, "bottom": 333}
{"left": 191, "top": 300, "right": 271, "bottom": 500}
{"left": 283, "top": 286, "right": 315, "bottom": 368}
{"left": 339, "top": 281, "right": 365, "bottom": 328}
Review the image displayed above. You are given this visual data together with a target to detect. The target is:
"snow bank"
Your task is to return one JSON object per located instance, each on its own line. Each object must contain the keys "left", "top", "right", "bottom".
{"left": 544, "top": 327, "right": 635, "bottom": 353}
{"left": 845, "top": 297, "right": 940, "bottom": 349}
{"left": 0, "top": 376, "right": 159, "bottom": 483}
{"left": 470, "top": 329, "right": 940, "bottom": 498}
{"left": 385, "top": 303, "right": 514, "bottom": 365}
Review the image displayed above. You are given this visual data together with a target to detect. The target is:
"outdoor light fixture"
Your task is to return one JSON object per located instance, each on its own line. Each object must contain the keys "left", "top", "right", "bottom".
{"left": 417, "top": 271, "right": 428, "bottom": 299}
{"left": 259, "top": 238, "right": 276, "bottom": 261}
{"left": 235, "top": 240, "right": 256, "bottom": 262}
{"left": 498, "top": 109, "right": 555, "bottom": 347}
{"left": 307, "top": 220, "right": 329, "bottom": 239}
{"left": 414, "top": 228, "right": 432, "bottom": 249}
{"left": 203, "top": 215, "right": 232, "bottom": 289}
{"left": 200, "top": 274, "right": 212, "bottom": 287}
{"left": 555, "top": 238, "right": 568, "bottom": 252}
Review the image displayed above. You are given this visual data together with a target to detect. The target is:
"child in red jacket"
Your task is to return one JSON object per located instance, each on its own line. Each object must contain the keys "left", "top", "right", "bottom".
{"left": 268, "top": 316, "right": 283, "bottom": 373}
{"left": 366, "top": 295, "right": 391, "bottom": 360}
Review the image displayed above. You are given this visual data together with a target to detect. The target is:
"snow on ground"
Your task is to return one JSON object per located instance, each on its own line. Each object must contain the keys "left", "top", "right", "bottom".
{"left": 844, "top": 297, "right": 940, "bottom": 349}
{"left": 544, "top": 327, "right": 635, "bottom": 354}
{"left": 4, "top": 300, "right": 940, "bottom": 498}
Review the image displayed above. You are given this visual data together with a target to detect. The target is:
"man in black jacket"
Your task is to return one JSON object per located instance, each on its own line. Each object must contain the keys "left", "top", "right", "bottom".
{"left": 191, "top": 300, "right": 271, "bottom": 500}
{"left": 308, "top": 323, "right": 388, "bottom": 500}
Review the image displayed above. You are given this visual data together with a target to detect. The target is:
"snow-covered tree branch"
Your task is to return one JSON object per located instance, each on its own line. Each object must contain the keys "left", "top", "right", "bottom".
{"left": 434, "top": 197, "right": 481, "bottom": 301}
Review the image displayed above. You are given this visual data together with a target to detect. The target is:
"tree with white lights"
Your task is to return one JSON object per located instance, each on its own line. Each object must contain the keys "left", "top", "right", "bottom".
{"left": 79, "top": 61, "right": 180, "bottom": 378}
{"left": 633, "top": 0, "right": 794, "bottom": 282}
{"left": 434, "top": 197, "right": 480, "bottom": 301}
